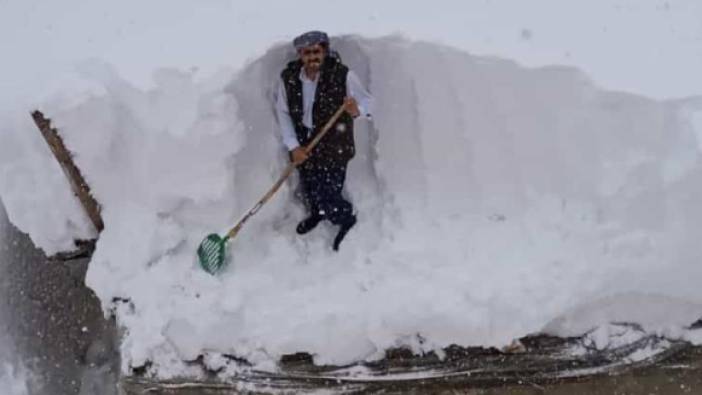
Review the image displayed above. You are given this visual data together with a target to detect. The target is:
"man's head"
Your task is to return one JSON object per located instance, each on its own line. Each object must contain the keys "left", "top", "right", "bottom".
{"left": 293, "top": 31, "right": 329, "bottom": 74}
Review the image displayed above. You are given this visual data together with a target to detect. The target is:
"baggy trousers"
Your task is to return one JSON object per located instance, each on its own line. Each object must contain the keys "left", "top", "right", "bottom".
{"left": 297, "top": 158, "right": 354, "bottom": 225}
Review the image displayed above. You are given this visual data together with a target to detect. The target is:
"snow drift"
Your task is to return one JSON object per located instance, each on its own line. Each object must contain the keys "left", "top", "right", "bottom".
{"left": 2, "top": 36, "right": 702, "bottom": 376}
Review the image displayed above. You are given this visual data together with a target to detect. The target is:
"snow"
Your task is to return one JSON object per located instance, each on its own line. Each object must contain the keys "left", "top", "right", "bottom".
{"left": 3, "top": 1, "right": 702, "bottom": 107}
{"left": 545, "top": 293, "right": 702, "bottom": 338}
{"left": 558, "top": 321, "right": 677, "bottom": 376}
{"left": 0, "top": 322, "right": 30, "bottom": 394}
{"left": 2, "top": 0, "right": 702, "bottom": 380}
{"left": 0, "top": 364, "right": 30, "bottom": 395}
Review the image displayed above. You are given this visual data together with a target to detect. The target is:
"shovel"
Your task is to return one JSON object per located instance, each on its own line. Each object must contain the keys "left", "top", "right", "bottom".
{"left": 197, "top": 104, "right": 348, "bottom": 274}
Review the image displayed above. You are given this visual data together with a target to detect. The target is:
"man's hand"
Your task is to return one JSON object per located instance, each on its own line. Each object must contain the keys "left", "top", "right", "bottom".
{"left": 290, "top": 147, "right": 308, "bottom": 166}
{"left": 343, "top": 97, "right": 360, "bottom": 118}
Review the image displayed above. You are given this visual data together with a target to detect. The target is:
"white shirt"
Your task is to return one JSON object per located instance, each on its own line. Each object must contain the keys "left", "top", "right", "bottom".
{"left": 275, "top": 68, "right": 374, "bottom": 151}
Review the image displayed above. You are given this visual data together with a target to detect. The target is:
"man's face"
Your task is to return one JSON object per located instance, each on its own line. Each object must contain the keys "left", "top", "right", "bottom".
{"left": 299, "top": 44, "right": 326, "bottom": 73}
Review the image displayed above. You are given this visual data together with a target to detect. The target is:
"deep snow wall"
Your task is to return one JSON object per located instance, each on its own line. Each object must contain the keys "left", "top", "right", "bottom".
{"left": 2, "top": 36, "right": 702, "bottom": 376}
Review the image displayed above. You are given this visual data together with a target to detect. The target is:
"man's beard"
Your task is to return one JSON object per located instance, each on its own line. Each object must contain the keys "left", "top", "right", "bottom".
{"left": 304, "top": 59, "right": 322, "bottom": 72}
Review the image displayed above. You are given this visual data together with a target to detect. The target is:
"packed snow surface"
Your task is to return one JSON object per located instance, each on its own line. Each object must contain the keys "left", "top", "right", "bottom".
{"left": 2, "top": 36, "right": 702, "bottom": 375}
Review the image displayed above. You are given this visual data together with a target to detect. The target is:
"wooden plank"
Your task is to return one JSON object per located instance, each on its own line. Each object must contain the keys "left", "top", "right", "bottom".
{"left": 31, "top": 110, "right": 104, "bottom": 233}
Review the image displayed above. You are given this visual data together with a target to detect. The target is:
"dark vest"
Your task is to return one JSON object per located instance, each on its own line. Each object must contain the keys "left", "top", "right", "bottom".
{"left": 281, "top": 56, "right": 355, "bottom": 164}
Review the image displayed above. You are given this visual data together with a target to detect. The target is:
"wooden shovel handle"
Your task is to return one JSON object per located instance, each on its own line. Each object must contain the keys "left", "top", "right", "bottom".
{"left": 225, "top": 104, "right": 347, "bottom": 240}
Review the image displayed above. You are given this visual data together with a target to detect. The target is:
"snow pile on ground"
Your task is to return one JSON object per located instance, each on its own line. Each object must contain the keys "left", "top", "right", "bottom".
{"left": 2, "top": 36, "right": 702, "bottom": 376}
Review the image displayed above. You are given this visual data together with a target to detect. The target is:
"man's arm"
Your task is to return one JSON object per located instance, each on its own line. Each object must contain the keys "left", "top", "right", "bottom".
{"left": 275, "top": 78, "right": 301, "bottom": 151}
{"left": 346, "top": 70, "right": 374, "bottom": 119}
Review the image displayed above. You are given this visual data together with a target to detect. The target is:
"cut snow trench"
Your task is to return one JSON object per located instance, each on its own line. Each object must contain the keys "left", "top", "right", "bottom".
{"left": 1, "top": 36, "right": 702, "bottom": 377}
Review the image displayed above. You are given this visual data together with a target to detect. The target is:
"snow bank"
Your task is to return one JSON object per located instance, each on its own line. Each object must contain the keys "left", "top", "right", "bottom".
{"left": 2, "top": 36, "right": 702, "bottom": 376}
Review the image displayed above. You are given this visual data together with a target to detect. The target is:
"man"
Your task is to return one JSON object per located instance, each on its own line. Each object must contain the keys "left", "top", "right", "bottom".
{"left": 275, "top": 30, "right": 373, "bottom": 251}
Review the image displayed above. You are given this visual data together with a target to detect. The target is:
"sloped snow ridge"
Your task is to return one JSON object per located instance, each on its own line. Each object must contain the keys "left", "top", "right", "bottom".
{"left": 1, "top": 36, "right": 702, "bottom": 376}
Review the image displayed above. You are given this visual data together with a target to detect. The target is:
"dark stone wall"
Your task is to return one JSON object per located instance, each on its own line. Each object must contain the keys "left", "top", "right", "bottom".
{"left": 0, "top": 202, "right": 119, "bottom": 395}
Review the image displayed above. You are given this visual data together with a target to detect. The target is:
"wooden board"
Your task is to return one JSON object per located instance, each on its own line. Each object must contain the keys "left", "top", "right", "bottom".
{"left": 31, "top": 110, "right": 104, "bottom": 234}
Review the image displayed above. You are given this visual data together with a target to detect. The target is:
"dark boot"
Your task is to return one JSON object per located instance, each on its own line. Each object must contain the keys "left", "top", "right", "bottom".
{"left": 333, "top": 215, "right": 357, "bottom": 251}
{"left": 296, "top": 215, "right": 323, "bottom": 235}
